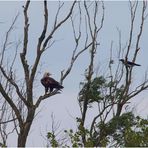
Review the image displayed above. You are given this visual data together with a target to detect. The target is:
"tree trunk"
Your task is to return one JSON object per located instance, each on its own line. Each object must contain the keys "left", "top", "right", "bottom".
{"left": 18, "top": 130, "right": 28, "bottom": 147}
{"left": 18, "top": 122, "right": 33, "bottom": 147}
{"left": 116, "top": 103, "right": 123, "bottom": 117}
{"left": 17, "top": 108, "right": 35, "bottom": 147}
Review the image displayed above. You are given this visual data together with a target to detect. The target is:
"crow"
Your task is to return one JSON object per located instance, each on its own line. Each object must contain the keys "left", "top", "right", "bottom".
{"left": 119, "top": 59, "right": 141, "bottom": 67}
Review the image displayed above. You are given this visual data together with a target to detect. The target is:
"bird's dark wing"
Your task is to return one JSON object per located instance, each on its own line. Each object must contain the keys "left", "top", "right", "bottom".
{"left": 41, "top": 77, "right": 53, "bottom": 87}
{"left": 41, "top": 78, "right": 47, "bottom": 87}
{"left": 41, "top": 77, "right": 59, "bottom": 86}
{"left": 47, "top": 77, "right": 60, "bottom": 85}
{"left": 41, "top": 77, "right": 63, "bottom": 91}
{"left": 127, "top": 61, "right": 141, "bottom": 66}
{"left": 47, "top": 77, "right": 64, "bottom": 89}
{"left": 41, "top": 78, "right": 49, "bottom": 93}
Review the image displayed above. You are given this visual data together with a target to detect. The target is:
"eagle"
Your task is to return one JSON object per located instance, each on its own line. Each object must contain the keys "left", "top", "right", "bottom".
{"left": 119, "top": 59, "right": 141, "bottom": 67}
{"left": 41, "top": 72, "right": 64, "bottom": 93}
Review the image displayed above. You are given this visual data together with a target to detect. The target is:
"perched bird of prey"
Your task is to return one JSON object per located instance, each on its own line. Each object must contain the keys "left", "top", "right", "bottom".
{"left": 119, "top": 59, "right": 141, "bottom": 67}
{"left": 41, "top": 72, "right": 64, "bottom": 93}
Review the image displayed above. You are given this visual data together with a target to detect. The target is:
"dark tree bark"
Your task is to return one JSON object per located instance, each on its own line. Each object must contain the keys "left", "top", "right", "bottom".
{"left": 18, "top": 107, "right": 35, "bottom": 147}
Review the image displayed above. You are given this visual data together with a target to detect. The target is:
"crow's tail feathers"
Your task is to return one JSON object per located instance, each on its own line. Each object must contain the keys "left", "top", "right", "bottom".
{"left": 135, "top": 63, "right": 141, "bottom": 66}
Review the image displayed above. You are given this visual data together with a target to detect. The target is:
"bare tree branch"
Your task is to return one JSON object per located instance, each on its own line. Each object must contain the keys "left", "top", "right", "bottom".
{"left": 0, "top": 66, "right": 28, "bottom": 106}
{"left": 60, "top": 42, "right": 93, "bottom": 83}
{"left": 54, "top": 1, "right": 64, "bottom": 28}
{"left": 0, "top": 13, "right": 19, "bottom": 65}
{"left": 0, "top": 83, "right": 23, "bottom": 125}
{"left": 0, "top": 118, "right": 17, "bottom": 124}
{"left": 35, "top": 90, "right": 61, "bottom": 108}
{"left": 42, "top": 1, "right": 76, "bottom": 50}
{"left": 20, "top": 0, "right": 30, "bottom": 102}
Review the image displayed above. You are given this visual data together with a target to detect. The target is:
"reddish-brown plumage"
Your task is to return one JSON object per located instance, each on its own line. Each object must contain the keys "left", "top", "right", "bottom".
{"left": 41, "top": 72, "right": 64, "bottom": 93}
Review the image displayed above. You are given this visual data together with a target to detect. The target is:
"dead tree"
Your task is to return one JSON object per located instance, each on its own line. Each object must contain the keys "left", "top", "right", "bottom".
{"left": 0, "top": 1, "right": 99, "bottom": 147}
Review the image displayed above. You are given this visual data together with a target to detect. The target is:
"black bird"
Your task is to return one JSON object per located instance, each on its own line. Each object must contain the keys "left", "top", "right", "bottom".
{"left": 119, "top": 59, "right": 141, "bottom": 67}
{"left": 41, "top": 72, "right": 64, "bottom": 93}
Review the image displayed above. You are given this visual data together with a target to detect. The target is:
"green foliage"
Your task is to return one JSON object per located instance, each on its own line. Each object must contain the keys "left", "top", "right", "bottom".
{"left": 61, "top": 113, "right": 148, "bottom": 147}
{"left": 64, "top": 128, "right": 96, "bottom": 147}
{"left": 105, "top": 112, "right": 148, "bottom": 147}
{"left": 47, "top": 75, "right": 148, "bottom": 147}
{"left": 123, "top": 117, "right": 148, "bottom": 147}
{"left": 0, "top": 142, "right": 7, "bottom": 148}
{"left": 64, "top": 129, "right": 82, "bottom": 147}
{"left": 64, "top": 118, "right": 96, "bottom": 147}
{"left": 47, "top": 132, "right": 59, "bottom": 147}
{"left": 79, "top": 76, "right": 106, "bottom": 103}
{"left": 78, "top": 76, "right": 125, "bottom": 105}
{"left": 47, "top": 110, "right": 148, "bottom": 147}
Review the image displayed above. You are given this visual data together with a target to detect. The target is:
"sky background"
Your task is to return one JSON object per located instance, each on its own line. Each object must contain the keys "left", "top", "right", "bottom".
{"left": 0, "top": 1, "right": 148, "bottom": 146}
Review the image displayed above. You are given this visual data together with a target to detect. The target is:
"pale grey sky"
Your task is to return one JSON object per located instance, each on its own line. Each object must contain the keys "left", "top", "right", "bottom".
{"left": 0, "top": 1, "right": 148, "bottom": 146}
